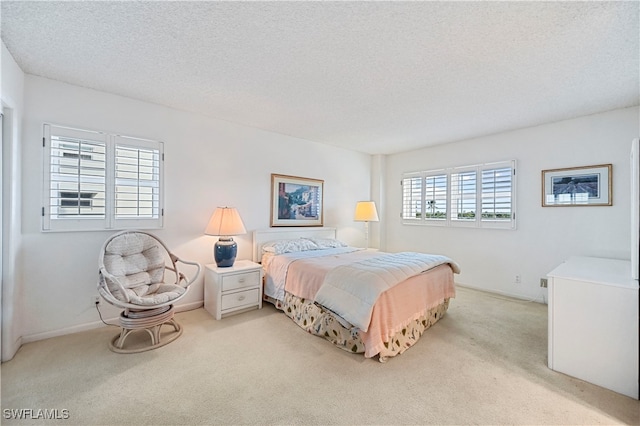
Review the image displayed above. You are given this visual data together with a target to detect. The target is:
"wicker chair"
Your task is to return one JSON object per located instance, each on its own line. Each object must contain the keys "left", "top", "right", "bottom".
{"left": 98, "top": 230, "right": 201, "bottom": 353}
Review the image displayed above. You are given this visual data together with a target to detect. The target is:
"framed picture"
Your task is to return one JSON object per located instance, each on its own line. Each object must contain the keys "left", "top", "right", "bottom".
{"left": 270, "top": 174, "right": 324, "bottom": 226}
{"left": 542, "top": 164, "right": 612, "bottom": 207}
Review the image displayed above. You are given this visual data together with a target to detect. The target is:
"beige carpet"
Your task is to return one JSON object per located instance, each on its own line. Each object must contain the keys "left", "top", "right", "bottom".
{"left": 1, "top": 286, "right": 638, "bottom": 425}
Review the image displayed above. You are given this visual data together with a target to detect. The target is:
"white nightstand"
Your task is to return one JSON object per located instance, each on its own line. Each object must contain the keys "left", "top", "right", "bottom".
{"left": 204, "top": 260, "right": 263, "bottom": 320}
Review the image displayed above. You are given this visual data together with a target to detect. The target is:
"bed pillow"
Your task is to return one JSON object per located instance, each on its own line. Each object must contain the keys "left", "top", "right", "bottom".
{"left": 307, "top": 237, "right": 348, "bottom": 249}
{"left": 262, "top": 238, "right": 319, "bottom": 255}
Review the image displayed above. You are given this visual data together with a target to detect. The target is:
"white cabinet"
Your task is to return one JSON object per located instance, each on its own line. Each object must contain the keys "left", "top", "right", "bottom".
{"left": 204, "top": 260, "right": 263, "bottom": 320}
{"left": 548, "top": 256, "right": 639, "bottom": 399}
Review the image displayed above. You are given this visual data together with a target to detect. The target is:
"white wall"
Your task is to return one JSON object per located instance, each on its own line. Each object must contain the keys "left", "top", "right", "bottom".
{"left": 11, "top": 71, "right": 639, "bottom": 346}
{"left": 19, "top": 75, "right": 371, "bottom": 341}
{"left": 384, "top": 107, "right": 639, "bottom": 301}
{"left": 1, "top": 41, "right": 25, "bottom": 360}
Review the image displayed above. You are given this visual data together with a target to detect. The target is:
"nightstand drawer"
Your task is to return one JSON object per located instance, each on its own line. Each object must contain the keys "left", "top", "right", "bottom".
{"left": 221, "top": 271, "right": 260, "bottom": 291}
{"left": 221, "top": 288, "right": 260, "bottom": 311}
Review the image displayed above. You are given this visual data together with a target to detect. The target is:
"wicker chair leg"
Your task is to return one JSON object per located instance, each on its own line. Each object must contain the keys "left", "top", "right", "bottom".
{"left": 108, "top": 305, "right": 183, "bottom": 354}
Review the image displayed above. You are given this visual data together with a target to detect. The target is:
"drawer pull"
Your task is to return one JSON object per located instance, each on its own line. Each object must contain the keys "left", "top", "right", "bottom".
{"left": 238, "top": 278, "right": 246, "bottom": 283}
{"left": 238, "top": 295, "right": 246, "bottom": 301}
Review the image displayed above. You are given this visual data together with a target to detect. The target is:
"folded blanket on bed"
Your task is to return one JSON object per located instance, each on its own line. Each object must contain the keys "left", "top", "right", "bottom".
{"left": 314, "top": 252, "right": 460, "bottom": 332}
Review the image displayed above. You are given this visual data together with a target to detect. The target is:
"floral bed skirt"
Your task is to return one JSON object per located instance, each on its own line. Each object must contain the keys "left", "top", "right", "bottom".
{"left": 267, "top": 293, "right": 450, "bottom": 362}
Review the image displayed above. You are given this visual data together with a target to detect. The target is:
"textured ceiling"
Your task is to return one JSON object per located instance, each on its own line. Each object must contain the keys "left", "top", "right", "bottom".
{"left": 1, "top": 1, "right": 639, "bottom": 155}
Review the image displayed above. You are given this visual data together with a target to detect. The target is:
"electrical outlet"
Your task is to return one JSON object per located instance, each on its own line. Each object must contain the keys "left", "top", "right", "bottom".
{"left": 515, "top": 274, "right": 521, "bottom": 284}
{"left": 540, "top": 278, "right": 548, "bottom": 288}
{"left": 93, "top": 295, "right": 101, "bottom": 305}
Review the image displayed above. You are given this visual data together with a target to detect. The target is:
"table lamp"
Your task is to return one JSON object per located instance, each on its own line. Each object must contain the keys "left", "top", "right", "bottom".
{"left": 205, "top": 207, "right": 247, "bottom": 267}
{"left": 354, "top": 201, "right": 379, "bottom": 249}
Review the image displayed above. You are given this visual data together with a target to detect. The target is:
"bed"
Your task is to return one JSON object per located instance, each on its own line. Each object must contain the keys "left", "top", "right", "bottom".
{"left": 253, "top": 227, "right": 459, "bottom": 362}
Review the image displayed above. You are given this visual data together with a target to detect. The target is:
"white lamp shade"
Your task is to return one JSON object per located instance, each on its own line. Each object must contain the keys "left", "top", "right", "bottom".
{"left": 205, "top": 207, "right": 247, "bottom": 236}
{"left": 354, "top": 201, "right": 379, "bottom": 222}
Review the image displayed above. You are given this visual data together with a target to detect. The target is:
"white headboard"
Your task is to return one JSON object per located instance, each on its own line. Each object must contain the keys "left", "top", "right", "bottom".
{"left": 252, "top": 227, "right": 337, "bottom": 262}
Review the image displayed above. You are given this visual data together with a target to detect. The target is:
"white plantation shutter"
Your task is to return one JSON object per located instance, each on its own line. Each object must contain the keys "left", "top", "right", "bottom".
{"left": 451, "top": 169, "right": 476, "bottom": 223}
{"left": 43, "top": 125, "right": 108, "bottom": 231}
{"left": 43, "top": 124, "right": 163, "bottom": 231}
{"left": 112, "top": 136, "right": 163, "bottom": 229}
{"left": 401, "top": 160, "right": 515, "bottom": 229}
{"left": 402, "top": 171, "right": 448, "bottom": 224}
{"left": 402, "top": 175, "right": 422, "bottom": 221}
{"left": 424, "top": 173, "right": 447, "bottom": 221}
{"left": 481, "top": 162, "right": 514, "bottom": 228}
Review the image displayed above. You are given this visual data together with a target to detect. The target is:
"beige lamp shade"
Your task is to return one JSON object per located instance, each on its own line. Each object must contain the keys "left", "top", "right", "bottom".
{"left": 354, "top": 201, "right": 379, "bottom": 222}
{"left": 204, "top": 207, "right": 247, "bottom": 236}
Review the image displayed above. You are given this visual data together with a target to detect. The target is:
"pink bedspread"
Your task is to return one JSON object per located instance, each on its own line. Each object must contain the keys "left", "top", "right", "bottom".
{"left": 282, "top": 251, "right": 456, "bottom": 358}
{"left": 285, "top": 250, "right": 382, "bottom": 300}
{"left": 361, "top": 263, "right": 454, "bottom": 357}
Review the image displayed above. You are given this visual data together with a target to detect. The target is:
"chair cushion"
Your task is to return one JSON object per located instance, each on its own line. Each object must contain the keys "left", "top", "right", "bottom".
{"left": 127, "top": 283, "right": 186, "bottom": 306}
{"left": 102, "top": 232, "right": 183, "bottom": 305}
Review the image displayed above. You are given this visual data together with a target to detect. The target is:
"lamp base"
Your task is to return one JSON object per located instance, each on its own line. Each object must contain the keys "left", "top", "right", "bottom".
{"left": 214, "top": 237, "right": 237, "bottom": 267}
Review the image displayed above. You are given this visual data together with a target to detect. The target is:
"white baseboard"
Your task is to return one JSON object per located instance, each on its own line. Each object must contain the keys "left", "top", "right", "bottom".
{"left": 456, "top": 282, "right": 547, "bottom": 304}
{"left": 174, "top": 301, "right": 204, "bottom": 313}
{"left": 21, "top": 300, "right": 204, "bottom": 344}
{"left": 1, "top": 335, "right": 23, "bottom": 362}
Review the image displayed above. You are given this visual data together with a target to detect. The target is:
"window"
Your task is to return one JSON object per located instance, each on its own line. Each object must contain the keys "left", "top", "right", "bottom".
{"left": 481, "top": 166, "right": 513, "bottom": 222}
{"left": 451, "top": 169, "right": 476, "bottom": 223}
{"left": 424, "top": 173, "right": 447, "bottom": 222}
{"left": 401, "top": 160, "right": 516, "bottom": 229}
{"left": 43, "top": 124, "right": 163, "bottom": 231}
